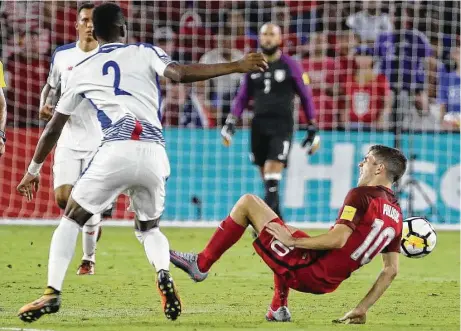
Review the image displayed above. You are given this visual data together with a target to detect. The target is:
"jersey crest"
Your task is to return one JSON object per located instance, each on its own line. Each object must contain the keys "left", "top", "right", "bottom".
{"left": 274, "top": 69, "right": 286, "bottom": 82}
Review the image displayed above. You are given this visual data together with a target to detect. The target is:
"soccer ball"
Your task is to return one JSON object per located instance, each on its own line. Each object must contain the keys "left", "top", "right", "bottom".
{"left": 400, "top": 217, "right": 437, "bottom": 258}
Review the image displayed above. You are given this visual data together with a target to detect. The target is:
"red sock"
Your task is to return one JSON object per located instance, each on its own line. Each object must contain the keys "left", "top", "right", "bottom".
{"left": 197, "top": 216, "right": 245, "bottom": 272}
{"left": 271, "top": 273, "right": 289, "bottom": 310}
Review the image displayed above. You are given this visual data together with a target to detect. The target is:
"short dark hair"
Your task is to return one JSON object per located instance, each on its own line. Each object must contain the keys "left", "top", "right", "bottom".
{"left": 93, "top": 3, "right": 126, "bottom": 41}
{"left": 369, "top": 145, "right": 407, "bottom": 183}
{"left": 77, "top": 2, "right": 95, "bottom": 15}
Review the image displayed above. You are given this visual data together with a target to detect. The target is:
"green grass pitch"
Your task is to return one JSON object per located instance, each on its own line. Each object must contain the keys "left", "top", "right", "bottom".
{"left": 0, "top": 226, "right": 459, "bottom": 331}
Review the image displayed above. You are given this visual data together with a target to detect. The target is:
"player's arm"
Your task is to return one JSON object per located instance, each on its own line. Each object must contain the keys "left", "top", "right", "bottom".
{"left": 290, "top": 60, "right": 320, "bottom": 155}
{"left": 32, "top": 111, "right": 70, "bottom": 163}
{"left": 163, "top": 53, "right": 267, "bottom": 83}
{"left": 17, "top": 82, "right": 79, "bottom": 200}
{"left": 17, "top": 112, "right": 69, "bottom": 200}
{"left": 40, "top": 49, "right": 62, "bottom": 121}
{"left": 0, "top": 60, "right": 6, "bottom": 156}
{"left": 266, "top": 222, "right": 353, "bottom": 250}
{"left": 39, "top": 83, "right": 54, "bottom": 121}
{"left": 0, "top": 88, "right": 6, "bottom": 157}
{"left": 220, "top": 74, "right": 251, "bottom": 146}
{"left": 334, "top": 252, "right": 399, "bottom": 324}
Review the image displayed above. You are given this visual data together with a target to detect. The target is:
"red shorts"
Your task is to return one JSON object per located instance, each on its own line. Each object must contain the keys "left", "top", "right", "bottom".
{"left": 252, "top": 218, "right": 336, "bottom": 294}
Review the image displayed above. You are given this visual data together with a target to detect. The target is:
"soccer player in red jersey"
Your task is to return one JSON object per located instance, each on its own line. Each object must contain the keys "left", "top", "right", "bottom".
{"left": 170, "top": 145, "right": 407, "bottom": 324}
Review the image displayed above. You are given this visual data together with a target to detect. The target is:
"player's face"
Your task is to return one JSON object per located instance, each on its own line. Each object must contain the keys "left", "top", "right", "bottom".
{"left": 76, "top": 8, "right": 95, "bottom": 42}
{"left": 358, "top": 153, "right": 382, "bottom": 186}
{"left": 355, "top": 55, "right": 373, "bottom": 69}
{"left": 259, "top": 25, "right": 282, "bottom": 56}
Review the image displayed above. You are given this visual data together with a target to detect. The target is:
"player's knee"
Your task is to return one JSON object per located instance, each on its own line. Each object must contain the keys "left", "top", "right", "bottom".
{"left": 238, "top": 194, "right": 258, "bottom": 209}
{"left": 55, "top": 192, "right": 69, "bottom": 210}
{"left": 135, "top": 227, "right": 159, "bottom": 244}
{"left": 55, "top": 186, "right": 72, "bottom": 210}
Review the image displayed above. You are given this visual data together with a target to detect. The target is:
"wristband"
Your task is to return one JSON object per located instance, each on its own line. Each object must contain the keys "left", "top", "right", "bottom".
{"left": 27, "top": 160, "right": 43, "bottom": 176}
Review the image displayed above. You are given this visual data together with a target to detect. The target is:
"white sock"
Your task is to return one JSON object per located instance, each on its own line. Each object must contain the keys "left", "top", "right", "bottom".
{"left": 48, "top": 217, "right": 81, "bottom": 291}
{"left": 82, "top": 214, "right": 101, "bottom": 263}
{"left": 135, "top": 228, "right": 170, "bottom": 272}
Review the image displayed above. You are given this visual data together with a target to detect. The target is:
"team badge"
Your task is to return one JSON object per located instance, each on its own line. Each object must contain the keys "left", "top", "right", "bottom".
{"left": 274, "top": 69, "right": 285, "bottom": 82}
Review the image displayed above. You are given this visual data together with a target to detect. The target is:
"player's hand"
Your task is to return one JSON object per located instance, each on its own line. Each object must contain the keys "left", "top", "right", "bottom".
{"left": 333, "top": 308, "right": 367, "bottom": 324}
{"left": 221, "top": 114, "right": 237, "bottom": 147}
{"left": 39, "top": 104, "right": 53, "bottom": 121}
{"left": 236, "top": 53, "right": 268, "bottom": 73}
{"left": 265, "top": 222, "right": 295, "bottom": 247}
{"left": 17, "top": 172, "right": 40, "bottom": 201}
{"left": 0, "top": 139, "right": 4, "bottom": 157}
{"left": 301, "top": 123, "right": 321, "bottom": 155}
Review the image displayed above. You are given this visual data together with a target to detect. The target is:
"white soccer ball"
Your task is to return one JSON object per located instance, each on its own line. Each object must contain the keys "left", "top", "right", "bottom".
{"left": 400, "top": 217, "right": 437, "bottom": 258}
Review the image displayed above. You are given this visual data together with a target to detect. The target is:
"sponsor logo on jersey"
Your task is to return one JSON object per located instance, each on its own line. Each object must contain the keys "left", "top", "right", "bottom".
{"left": 274, "top": 69, "right": 286, "bottom": 82}
{"left": 383, "top": 204, "right": 400, "bottom": 223}
{"left": 251, "top": 73, "right": 261, "bottom": 79}
{"left": 340, "top": 205, "right": 356, "bottom": 221}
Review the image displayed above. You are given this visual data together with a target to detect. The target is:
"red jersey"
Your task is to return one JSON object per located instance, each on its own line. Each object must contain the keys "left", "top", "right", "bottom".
{"left": 295, "top": 185, "right": 403, "bottom": 293}
{"left": 344, "top": 74, "right": 391, "bottom": 123}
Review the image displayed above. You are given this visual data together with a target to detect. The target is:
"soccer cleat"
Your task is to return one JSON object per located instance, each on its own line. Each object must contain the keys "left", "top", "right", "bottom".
{"left": 18, "top": 292, "right": 61, "bottom": 323}
{"left": 76, "top": 260, "right": 95, "bottom": 275}
{"left": 169, "top": 250, "right": 208, "bottom": 282}
{"left": 266, "top": 306, "right": 292, "bottom": 322}
{"left": 157, "top": 270, "right": 181, "bottom": 321}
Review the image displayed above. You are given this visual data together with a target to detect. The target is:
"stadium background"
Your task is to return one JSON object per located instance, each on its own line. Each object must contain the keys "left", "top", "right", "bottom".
{"left": 0, "top": 0, "right": 459, "bottom": 228}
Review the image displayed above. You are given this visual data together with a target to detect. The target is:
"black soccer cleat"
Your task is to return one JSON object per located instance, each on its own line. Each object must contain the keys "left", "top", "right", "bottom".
{"left": 18, "top": 293, "right": 61, "bottom": 323}
{"left": 157, "top": 270, "right": 181, "bottom": 321}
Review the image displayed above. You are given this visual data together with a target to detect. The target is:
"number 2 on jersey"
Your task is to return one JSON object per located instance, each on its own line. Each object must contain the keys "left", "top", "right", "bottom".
{"left": 351, "top": 218, "right": 396, "bottom": 265}
{"left": 102, "top": 61, "right": 132, "bottom": 96}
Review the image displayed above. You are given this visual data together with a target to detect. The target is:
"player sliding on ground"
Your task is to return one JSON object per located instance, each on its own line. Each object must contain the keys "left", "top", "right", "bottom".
{"left": 16, "top": 2, "right": 268, "bottom": 323}
{"left": 170, "top": 145, "right": 407, "bottom": 324}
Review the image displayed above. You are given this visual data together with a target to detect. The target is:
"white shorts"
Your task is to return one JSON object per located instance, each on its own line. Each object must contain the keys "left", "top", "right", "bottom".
{"left": 53, "top": 147, "right": 96, "bottom": 190}
{"left": 71, "top": 140, "right": 170, "bottom": 220}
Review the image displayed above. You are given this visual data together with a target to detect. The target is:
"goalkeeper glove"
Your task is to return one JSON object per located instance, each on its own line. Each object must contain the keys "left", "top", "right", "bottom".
{"left": 221, "top": 114, "right": 237, "bottom": 146}
{"left": 301, "top": 123, "right": 321, "bottom": 155}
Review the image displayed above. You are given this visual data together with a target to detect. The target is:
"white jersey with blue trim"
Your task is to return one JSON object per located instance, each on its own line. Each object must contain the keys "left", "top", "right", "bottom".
{"left": 55, "top": 42, "right": 175, "bottom": 145}
{"left": 48, "top": 41, "right": 102, "bottom": 151}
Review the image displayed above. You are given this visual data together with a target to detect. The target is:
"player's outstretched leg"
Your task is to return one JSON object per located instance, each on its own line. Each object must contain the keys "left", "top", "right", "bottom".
{"left": 266, "top": 273, "right": 291, "bottom": 322}
{"left": 170, "top": 194, "right": 277, "bottom": 281}
{"left": 135, "top": 222, "right": 181, "bottom": 321}
{"left": 77, "top": 214, "right": 101, "bottom": 275}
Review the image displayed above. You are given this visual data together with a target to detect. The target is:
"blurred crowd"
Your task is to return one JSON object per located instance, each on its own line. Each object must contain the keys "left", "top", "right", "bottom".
{"left": 0, "top": 0, "right": 459, "bottom": 131}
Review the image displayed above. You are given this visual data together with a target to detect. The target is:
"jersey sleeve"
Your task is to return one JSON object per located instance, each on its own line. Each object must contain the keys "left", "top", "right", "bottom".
{"left": 55, "top": 73, "right": 83, "bottom": 115}
{"left": 287, "top": 57, "right": 315, "bottom": 121}
{"left": 231, "top": 74, "right": 251, "bottom": 118}
{"left": 0, "top": 61, "right": 6, "bottom": 87}
{"left": 335, "top": 188, "right": 369, "bottom": 231}
{"left": 47, "top": 50, "right": 61, "bottom": 88}
{"left": 146, "top": 45, "right": 176, "bottom": 77}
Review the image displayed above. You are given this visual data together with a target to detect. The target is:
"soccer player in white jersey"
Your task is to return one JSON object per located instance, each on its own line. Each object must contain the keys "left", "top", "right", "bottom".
{"left": 39, "top": 2, "right": 102, "bottom": 275}
{"left": 17, "top": 3, "right": 268, "bottom": 323}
